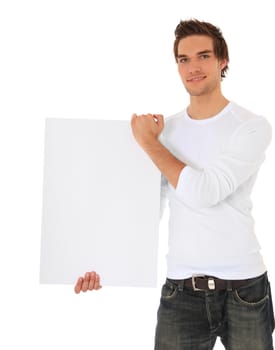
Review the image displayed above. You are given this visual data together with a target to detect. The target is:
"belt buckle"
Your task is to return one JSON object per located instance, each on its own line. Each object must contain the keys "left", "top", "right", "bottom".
{"left": 192, "top": 275, "right": 216, "bottom": 291}
{"left": 192, "top": 274, "right": 205, "bottom": 291}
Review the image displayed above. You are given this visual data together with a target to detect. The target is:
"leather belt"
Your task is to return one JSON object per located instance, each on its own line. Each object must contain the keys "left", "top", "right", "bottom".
{"left": 183, "top": 275, "right": 253, "bottom": 291}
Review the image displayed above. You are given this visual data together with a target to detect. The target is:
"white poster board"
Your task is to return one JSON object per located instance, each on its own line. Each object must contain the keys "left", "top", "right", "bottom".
{"left": 40, "top": 119, "right": 161, "bottom": 287}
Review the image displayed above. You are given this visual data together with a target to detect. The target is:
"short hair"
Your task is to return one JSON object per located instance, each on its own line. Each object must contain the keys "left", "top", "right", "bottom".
{"left": 174, "top": 19, "right": 229, "bottom": 78}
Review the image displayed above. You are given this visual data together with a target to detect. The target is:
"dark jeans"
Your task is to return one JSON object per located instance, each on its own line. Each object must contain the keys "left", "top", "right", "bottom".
{"left": 155, "top": 272, "right": 275, "bottom": 350}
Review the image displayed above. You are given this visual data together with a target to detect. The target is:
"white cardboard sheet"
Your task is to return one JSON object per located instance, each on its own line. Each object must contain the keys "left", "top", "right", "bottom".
{"left": 40, "top": 119, "right": 161, "bottom": 287}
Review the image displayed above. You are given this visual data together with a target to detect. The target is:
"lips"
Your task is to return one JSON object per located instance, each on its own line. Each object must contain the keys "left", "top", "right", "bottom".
{"left": 187, "top": 75, "right": 206, "bottom": 82}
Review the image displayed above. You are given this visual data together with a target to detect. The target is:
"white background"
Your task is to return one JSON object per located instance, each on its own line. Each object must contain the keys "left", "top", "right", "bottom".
{"left": 0, "top": 0, "right": 274, "bottom": 349}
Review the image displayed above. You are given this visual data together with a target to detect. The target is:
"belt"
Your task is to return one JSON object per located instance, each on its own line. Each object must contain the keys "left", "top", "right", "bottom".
{"left": 174, "top": 275, "right": 255, "bottom": 291}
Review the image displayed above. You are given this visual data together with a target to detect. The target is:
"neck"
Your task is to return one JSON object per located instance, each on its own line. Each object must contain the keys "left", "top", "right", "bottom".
{"left": 187, "top": 93, "right": 229, "bottom": 120}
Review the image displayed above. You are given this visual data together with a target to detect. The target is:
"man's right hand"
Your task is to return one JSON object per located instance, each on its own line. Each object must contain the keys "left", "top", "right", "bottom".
{"left": 74, "top": 271, "right": 102, "bottom": 294}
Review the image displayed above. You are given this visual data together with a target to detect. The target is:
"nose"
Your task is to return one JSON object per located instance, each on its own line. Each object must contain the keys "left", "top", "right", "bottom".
{"left": 188, "top": 64, "right": 201, "bottom": 74}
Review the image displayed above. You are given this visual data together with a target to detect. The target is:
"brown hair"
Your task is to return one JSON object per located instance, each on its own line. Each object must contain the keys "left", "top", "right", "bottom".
{"left": 174, "top": 19, "right": 229, "bottom": 78}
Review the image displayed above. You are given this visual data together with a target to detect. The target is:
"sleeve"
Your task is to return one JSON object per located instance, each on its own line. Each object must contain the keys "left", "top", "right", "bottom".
{"left": 175, "top": 117, "right": 272, "bottom": 209}
{"left": 158, "top": 130, "right": 170, "bottom": 219}
{"left": 160, "top": 174, "right": 169, "bottom": 219}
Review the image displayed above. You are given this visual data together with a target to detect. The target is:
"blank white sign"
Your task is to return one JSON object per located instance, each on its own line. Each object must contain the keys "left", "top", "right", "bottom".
{"left": 40, "top": 119, "right": 161, "bottom": 287}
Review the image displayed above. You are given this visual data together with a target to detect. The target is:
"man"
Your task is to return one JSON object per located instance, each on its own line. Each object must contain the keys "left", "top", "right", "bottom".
{"left": 75, "top": 19, "right": 274, "bottom": 349}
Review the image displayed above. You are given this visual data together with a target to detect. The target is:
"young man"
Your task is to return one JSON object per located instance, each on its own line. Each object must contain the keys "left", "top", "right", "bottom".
{"left": 75, "top": 19, "right": 274, "bottom": 349}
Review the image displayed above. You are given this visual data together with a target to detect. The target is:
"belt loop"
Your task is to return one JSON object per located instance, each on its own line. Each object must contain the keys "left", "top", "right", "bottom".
{"left": 178, "top": 280, "right": 184, "bottom": 292}
{"left": 226, "top": 280, "right": 232, "bottom": 291}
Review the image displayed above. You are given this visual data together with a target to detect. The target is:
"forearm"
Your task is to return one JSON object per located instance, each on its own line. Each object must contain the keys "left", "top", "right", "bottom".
{"left": 131, "top": 113, "right": 186, "bottom": 188}
{"left": 142, "top": 139, "right": 186, "bottom": 188}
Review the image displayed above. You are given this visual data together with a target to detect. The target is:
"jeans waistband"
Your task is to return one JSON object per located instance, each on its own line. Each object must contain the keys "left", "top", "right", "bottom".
{"left": 167, "top": 272, "right": 267, "bottom": 292}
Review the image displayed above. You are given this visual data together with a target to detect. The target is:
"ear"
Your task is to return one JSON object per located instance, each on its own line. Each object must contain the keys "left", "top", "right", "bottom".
{"left": 219, "top": 59, "right": 228, "bottom": 71}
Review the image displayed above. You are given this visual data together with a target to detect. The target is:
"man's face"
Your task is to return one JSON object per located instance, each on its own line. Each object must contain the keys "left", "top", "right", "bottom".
{"left": 176, "top": 35, "right": 227, "bottom": 97}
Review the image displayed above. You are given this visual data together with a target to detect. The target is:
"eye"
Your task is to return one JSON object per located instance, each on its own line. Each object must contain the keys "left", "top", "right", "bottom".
{"left": 200, "top": 54, "right": 210, "bottom": 60}
{"left": 178, "top": 57, "right": 188, "bottom": 64}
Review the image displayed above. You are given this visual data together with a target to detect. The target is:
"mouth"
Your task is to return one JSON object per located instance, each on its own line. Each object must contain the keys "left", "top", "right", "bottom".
{"left": 187, "top": 75, "right": 206, "bottom": 82}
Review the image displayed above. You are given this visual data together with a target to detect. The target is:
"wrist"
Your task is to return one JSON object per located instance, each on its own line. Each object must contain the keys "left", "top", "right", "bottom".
{"left": 140, "top": 137, "right": 161, "bottom": 152}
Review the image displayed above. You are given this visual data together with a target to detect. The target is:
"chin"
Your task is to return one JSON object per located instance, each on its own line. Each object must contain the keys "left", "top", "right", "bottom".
{"left": 185, "top": 88, "right": 205, "bottom": 96}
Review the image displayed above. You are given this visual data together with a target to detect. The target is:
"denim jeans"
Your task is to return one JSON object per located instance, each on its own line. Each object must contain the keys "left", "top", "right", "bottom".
{"left": 155, "top": 272, "right": 274, "bottom": 350}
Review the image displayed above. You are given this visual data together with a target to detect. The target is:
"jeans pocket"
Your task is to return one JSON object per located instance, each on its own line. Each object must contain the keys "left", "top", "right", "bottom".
{"left": 233, "top": 273, "right": 269, "bottom": 307}
{"left": 161, "top": 280, "right": 178, "bottom": 300}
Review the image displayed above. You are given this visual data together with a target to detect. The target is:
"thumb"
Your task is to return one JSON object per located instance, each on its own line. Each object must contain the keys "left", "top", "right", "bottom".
{"left": 154, "top": 114, "right": 164, "bottom": 129}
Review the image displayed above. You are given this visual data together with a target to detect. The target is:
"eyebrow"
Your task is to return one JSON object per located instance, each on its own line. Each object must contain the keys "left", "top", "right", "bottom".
{"left": 177, "top": 49, "right": 213, "bottom": 59}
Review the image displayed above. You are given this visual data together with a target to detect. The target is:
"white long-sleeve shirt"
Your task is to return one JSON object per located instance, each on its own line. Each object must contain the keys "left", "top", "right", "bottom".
{"left": 160, "top": 101, "right": 272, "bottom": 280}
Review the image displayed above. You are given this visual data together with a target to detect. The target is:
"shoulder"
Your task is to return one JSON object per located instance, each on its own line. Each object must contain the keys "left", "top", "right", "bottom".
{"left": 230, "top": 102, "right": 272, "bottom": 132}
{"left": 230, "top": 102, "right": 272, "bottom": 137}
{"left": 225, "top": 103, "right": 272, "bottom": 156}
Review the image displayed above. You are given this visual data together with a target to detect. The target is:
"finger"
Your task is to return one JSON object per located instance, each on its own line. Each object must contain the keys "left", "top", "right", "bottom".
{"left": 131, "top": 113, "right": 138, "bottom": 123}
{"left": 74, "top": 277, "right": 83, "bottom": 294}
{"left": 152, "top": 114, "right": 163, "bottom": 121}
{"left": 94, "top": 274, "right": 102, "bottom": 290}
{"left": 147, "top": 114, "right": 160, "bottom": 123}
{"left": 131, "top": 113, "right": 138, "bottom": 129}
{"left": 88, "top": 271, "right": 96, "bottom": 290}
{"left": 82, "top": 272, "right": 90, "bottom": 292}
